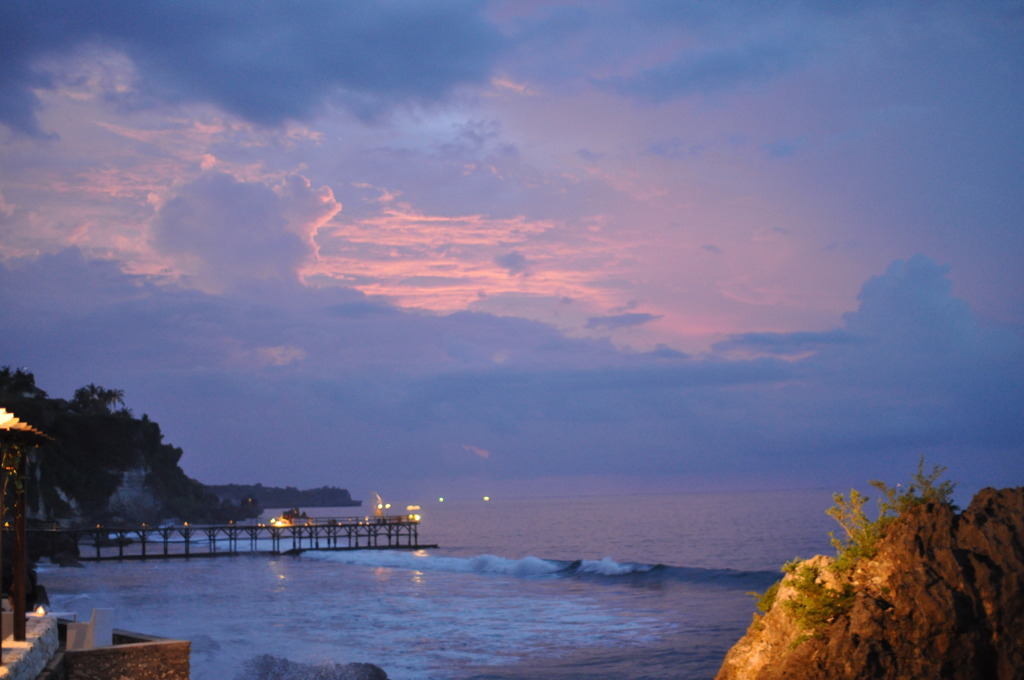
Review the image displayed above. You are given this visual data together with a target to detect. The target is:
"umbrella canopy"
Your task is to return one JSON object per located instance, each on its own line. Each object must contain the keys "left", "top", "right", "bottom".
{"left": 0, "top": 407, "right": 51, "bottom": 445}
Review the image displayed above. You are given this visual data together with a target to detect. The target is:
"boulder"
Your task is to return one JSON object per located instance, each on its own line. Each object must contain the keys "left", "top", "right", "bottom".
{"left": 237, "top": 654, "right": 390, "bottom": 680}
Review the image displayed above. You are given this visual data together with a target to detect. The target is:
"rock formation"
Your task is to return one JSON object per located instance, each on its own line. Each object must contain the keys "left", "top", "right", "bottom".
{"left": 238, "top": 654, "right": 389, "bottom": 680}
{"left": 715, "top": 487, "right": 1024, "bottom": 680}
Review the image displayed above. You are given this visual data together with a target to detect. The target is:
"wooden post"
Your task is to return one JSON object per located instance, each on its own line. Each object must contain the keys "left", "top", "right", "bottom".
{"left": 12, "top": 452, "right": 26, "bottom": 640}
{"left": 1, "top": 463, "right": 5, "bottom": 663}
{"left": 0, "top": 414, "right": 50, "bottom": 658}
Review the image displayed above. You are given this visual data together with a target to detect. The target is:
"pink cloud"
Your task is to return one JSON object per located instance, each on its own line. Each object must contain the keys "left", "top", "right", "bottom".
{"left": 308, "top": 203, "right": 631, "bottom": 315}
{"left": 462, "top": 444, "right": 491, "bottom": 459}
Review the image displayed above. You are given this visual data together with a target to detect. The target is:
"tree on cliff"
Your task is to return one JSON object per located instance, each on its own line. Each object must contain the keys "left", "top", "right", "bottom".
{"left": 0, "top": 367, "right": 46, "bottom": 403}
{"left": 70, "top": 384, "right": 126, "bottom": 416}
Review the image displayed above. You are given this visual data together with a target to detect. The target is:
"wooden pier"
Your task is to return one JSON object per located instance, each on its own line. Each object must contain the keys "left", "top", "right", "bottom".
{"left": 27, "top": 514, "right": 436, "bottom": 561}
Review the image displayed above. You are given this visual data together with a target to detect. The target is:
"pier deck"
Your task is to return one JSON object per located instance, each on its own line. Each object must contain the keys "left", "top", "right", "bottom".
{"left": 28, "top": 514, "right": 435, "bottom": 561}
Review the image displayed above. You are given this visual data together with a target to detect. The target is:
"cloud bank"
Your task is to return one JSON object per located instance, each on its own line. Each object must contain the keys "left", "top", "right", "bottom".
{"left": 1, "top": 250, "right": 1019, "bottom": 498}
{"left": 1, "top": 2, "right": 1021, "bottom": 499}
{"left": 1, "top": 0, "right": 501, "bottom": 135}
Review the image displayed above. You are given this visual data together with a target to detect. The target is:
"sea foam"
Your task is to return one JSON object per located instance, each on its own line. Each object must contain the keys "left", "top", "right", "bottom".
{"left": 301, "top": 549, "right": 649, "bottom": 579}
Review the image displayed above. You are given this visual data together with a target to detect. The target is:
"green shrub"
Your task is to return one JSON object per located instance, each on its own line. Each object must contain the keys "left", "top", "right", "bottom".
{"left": 752, "top": 458, "right": 956, "bottom": 642}
{"left": 828, "top": 457, "right": 956, "bottom": 575}
{"left": 872, "top": 457, "right": 957, "bottom": 516}
{"left": 781, "top": 561, "right": 855, "bottom": 635}
{"left": 753, "top": 579, "right": 782, "bottom": 614}
{"left": 827, "top": 487, "right": 883, "bottom": 573}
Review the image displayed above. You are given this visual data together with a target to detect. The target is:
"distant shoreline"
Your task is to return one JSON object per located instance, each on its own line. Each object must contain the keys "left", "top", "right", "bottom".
{"left": 205, "top": 483, "right": 361, "bottom": 509}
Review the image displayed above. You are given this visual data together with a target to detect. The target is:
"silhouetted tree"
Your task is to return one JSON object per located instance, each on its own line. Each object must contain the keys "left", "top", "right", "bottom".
{"left": 71, "top": 383, "right": 126, "bottom": 415}
{"left": 0, "top": 367, "right": 47, "bottom": 406}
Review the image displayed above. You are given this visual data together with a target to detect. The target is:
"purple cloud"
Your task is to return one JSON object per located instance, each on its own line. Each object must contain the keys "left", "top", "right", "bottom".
{"left": 713, "top": 330, "right": 863, "bottom": 356}
{"left": 0, "top": 1, "right": 502, "bottom": 135}
{"left": 153, "top": 171, "right": 336, "bottom": 290}
{"left": 0, "top": 251, "right": 1021, "bottom": 495}
{"left": 603, "top": 41, "right": 802, "bottom": 102}
{"left": 1, "top": 2, "right": 1021, "bottom": 499}
{"left": 586, "top": 313, "right": 662, "bottom": 330}
{"left": 494, "top": 251, "right": 530, "bottom": 276}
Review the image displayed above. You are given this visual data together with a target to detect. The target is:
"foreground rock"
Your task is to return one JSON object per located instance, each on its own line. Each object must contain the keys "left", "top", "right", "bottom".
{"left": 237, "top": 654, "right": 389, "bottom": 680}
{"left": 715, "top": 487, "right": 1024, "bottom": 680}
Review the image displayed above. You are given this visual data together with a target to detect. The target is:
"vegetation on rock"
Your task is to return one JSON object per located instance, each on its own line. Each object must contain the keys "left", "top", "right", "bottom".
{"left": 779, "top": 559, "right": 854, "bottom": 643}
{"left": 826, "top": 457, "right": 955, "bottom": 573}
{"left": 751, "top": 458, "right": 957, "bottom": 639}
{"left": 721, "top": 471, "right": 1023, "bottom": 680}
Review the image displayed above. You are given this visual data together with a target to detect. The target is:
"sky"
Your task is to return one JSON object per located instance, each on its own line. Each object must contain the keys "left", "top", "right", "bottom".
{"left": 1, "top": 1, "right": 1022, "bottom": 504}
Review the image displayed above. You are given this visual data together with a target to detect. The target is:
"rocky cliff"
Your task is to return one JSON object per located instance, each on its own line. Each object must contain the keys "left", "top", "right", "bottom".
{"left": 715, "top": 487, "right": 1024, "bottom": 680}
{"left": 2, "top": 367, "right": 255, "bottom": 526}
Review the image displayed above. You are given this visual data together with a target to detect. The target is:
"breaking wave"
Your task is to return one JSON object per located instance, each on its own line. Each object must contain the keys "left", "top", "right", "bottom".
{"left": 301, "top": 550, "right": 777, "bottom": 588}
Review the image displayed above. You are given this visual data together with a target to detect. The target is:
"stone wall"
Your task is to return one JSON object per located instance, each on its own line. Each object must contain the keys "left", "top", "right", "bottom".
{"left": 36, "top": 628, "right": 189, "bottom": 680}
{"left": 0, "top": 616, "right": 59, "bottom": 680}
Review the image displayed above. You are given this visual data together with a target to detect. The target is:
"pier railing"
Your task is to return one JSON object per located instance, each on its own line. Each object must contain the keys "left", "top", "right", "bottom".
{"left": 26, "top": 514, "right": 435, "bottom": 561}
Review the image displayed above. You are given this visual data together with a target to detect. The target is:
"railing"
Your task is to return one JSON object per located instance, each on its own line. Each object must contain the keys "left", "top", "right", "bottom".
{"left": 265, "top": 513, "right": 421, "bottom": 526}
{"left": 24, "top": 515, "right": 433, "bottom": 561}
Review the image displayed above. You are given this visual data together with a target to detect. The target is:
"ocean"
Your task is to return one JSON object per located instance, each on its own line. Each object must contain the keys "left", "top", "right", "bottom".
{"left": 38, "top": 490, "right": 838, "bottom": 680}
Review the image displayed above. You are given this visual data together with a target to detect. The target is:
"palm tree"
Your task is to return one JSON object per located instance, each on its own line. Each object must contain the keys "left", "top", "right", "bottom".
{"left": 71, "top": 384, "right": 126, "bottom": 415}
{"left": 0, "top": 367, "right": 47, "bottom": 406}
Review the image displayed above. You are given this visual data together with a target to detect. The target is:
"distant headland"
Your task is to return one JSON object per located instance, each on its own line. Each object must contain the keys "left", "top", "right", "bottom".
{"left": 206, "top": 483, "right": 361, "bottom": 509}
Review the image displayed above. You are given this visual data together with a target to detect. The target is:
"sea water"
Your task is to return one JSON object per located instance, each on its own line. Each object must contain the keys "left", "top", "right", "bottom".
{"left": 38, "top": 490, "right": 837, "bottom": 680}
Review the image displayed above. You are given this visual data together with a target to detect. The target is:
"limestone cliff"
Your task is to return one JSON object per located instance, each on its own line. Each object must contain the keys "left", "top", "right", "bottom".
{"left": 104, "top": 466, "right": 163, "bottom": 520}
{"left": 715, "top": 487, "right": 1024, "bottom": 680}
